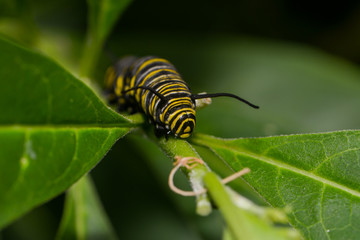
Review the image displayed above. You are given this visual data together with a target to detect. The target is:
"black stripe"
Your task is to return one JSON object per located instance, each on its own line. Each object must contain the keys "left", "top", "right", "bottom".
{"left": 158, "top": 84, "right": 188, "bottom": 94}
{"left": 136, "top": 64, "right": 173, "bottom": 85}
{"left": 136, "top": 69, "right": 181, "bottom": 87}
{"left": 136, "top": 58, "right": 176, "bottom": 78}
{"left": 178, "top": 118, "right": 196, "bottom": 135}
{"left": 166, "top": 106, "right": 195, "bottom": 127}
{"left": 130, "top": 56, "right": 156, "bottom": 77}
{"left": 163, "top": 92, "right": 192, "bottom": 100}
{"left": 111, "top": 57, "right": 138, "bottom": 96}
{"left": 148, "top": 79, "right": 188, "bottom": 89}
{"left": 172, "top": 112, "right": 196, "bottom": 135}
{"left": 143, "top": 88, "right": 164, "bottom": 117}
{"left": 113, "top": 56, "right": 138, "bottom": 73}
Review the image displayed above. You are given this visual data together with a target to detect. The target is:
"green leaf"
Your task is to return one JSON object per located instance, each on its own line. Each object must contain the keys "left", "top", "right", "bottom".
{"left": 80, "top": 0, "right": 133, "bottom": 77}
{"left": 204, "top": 172, "right": 299, "bottom": 240}
{"left": 192, "top": 130, "right": 360, "bottom": 239}
{"left": 145, "top": 129, "right": 299, "bottom": 239}
{"left": 56, "top": 175, "right": 117, "bottom": 240}
{"left": 0, "top": 37, "right": 133, "bottom": 229}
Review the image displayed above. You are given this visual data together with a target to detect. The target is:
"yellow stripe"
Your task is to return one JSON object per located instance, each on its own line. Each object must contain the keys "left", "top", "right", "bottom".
{"left": 151, "top": 96, "right": 188, "bottom": 120}
{"left": 129, "top": 58, "right": 172, "bottom": 89}
{"left": 175, "top": 118, "right": 196, "bottom": 135}
{"left": 184, "top": 126, "right": 191, "bottom": 133}
{"left": 170, "top": 110, "right": 185, "bottom": 130}
{"left": 124, "top": 64, "right": 134, "bottom": 87}
{"left": 163, "top": 91, "right": 190, "bottom": 98}
{"left": 149, "top": 95, "right": 162, "bottom": 117}
{"left": 139, "top": 76, "right": 181, "bottom": 112}
{"left": 165, "top": 97, "right": 192, "bottom": 107}
{"left": 104, "top": 67, "right": 116, "bottom": 89}
{"left": 169, "top": 108, "right": 195, "bottom": 130}
{"left": 152, "top": 76, "right": 183, "bottom": 88}
{"left": 179, "top": 133, "right": 191, "bottom": 138}
{"left": 142, "top": 84, "right": 183, "bottom": 115}
{"left": 159, "top": 102, "right": 185, "bottom": 123}
{"left": 159, "top": 85, "right": 188, "bottom": 95}
{"left": 160, "top": 98, "right": 192, "bottom": 123}
{"left": 158, "top": 82, "right": 184, "bottom": 89}
{"left": 142, "top": 68, "right": 178, "bottom": 84}
{"left": 140, "top": 79, "right": 186, "bottom": 117}
{"left": 149, "top": 74, "right": 182, "bottom": 86}
{"left": 141, "top": 89, "right": 157, "bottom": 112}
{"left": 140, "top": 90, "right": 148, "bottom": 111}
{"left": 134, "top": 68, "right": 179, "bottom": 102}
{"left": 114, "top": 75, "right": 124, "bottom": 96}
{"left": 145, "top": 75, "right": 184, "bottom": 93}
{"left": 137, "top": 59, "right": 170, "bottom": 78}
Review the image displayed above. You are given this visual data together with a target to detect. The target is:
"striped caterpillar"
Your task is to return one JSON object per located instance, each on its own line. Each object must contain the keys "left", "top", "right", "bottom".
{"left": 105, "top": 56, "right": 258, "bottom": 138}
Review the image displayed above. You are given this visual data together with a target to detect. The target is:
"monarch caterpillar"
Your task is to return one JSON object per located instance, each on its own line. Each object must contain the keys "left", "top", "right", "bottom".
{"left": 104, "top": 56, "right": 259, "bottom": 139}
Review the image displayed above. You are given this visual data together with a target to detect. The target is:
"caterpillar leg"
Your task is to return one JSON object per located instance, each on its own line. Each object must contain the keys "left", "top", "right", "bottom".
{"left": 154, "top": 124, "right": 171, "bottom": 139}
{"left": 103, "top": 90, "right": 118, "bottom": 105}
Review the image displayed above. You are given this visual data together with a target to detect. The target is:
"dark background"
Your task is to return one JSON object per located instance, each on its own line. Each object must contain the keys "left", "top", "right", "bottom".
{"left": 25, "top": 0, "right": 360, "bottom": 63}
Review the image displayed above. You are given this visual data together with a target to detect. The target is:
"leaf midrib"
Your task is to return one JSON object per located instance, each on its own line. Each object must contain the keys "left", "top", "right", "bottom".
{"left": 197, "top": 139, "right": 360, "bottom": 198}
{"left": 0, "top": 123, "right": 138, "bottom": 129}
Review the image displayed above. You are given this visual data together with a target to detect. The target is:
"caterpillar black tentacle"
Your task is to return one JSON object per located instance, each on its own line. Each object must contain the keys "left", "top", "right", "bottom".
{"left": 104, "top": 56, "right": 259, "bottom": 139}
{"left": 192, "top": 92, "right": 259, "bottom": 109}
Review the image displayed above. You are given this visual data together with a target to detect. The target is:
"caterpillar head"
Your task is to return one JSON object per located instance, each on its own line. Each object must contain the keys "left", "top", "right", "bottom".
{"left": 171, "top": 110, "right": 196, "bottom": 139}
{"left": 162, "top": 106, "right": 196, "bottom": 139}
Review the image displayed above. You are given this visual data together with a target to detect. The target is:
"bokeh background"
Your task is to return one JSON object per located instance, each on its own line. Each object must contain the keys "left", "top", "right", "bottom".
{"left": 1, "top": 0, "right": 360, "bottom": 239}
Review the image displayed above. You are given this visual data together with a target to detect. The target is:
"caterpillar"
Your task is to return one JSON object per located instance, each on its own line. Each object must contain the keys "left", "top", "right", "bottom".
{"left": 104, "top": 56, "right": 259, "bottom": 139}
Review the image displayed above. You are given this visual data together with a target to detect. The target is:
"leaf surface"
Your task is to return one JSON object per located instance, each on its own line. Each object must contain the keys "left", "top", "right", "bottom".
{"left": 56, "top": 175, "right": 117, "bottom": 240}
{"left": 192, "top": 130, "right": 360, "bottom": 240}
{"left": 0, "top": 37, "right": 132, "bottom": 228}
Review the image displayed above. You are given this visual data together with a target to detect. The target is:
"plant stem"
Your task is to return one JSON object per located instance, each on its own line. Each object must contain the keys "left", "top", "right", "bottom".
{"left": 203, "top": 172, "right": 254, "bottom": 239}
{"left": 146, "top": 132, "right": 212, "bottom": 216}
{"left": 80, "top": 35, "right": 102, "bottom": 78}
{"left": 147, "top": 132, "right": 287, "bottom": 239}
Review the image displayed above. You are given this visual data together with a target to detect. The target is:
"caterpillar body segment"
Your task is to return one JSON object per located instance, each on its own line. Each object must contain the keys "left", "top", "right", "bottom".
{"left": 105, "top": 56, "right": 258, "bottom": 138}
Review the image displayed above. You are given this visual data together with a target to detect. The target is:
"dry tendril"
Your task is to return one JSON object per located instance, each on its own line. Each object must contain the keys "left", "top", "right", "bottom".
{"left": 169, "top": 156, "right": 250, "bottom": 196}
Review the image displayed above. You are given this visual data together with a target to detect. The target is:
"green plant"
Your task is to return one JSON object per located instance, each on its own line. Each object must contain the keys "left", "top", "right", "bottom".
{"left": 1, "top": 1, "right": 360, "bottom": 239}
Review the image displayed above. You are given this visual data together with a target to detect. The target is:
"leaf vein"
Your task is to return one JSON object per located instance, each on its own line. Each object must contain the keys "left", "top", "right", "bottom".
{"left": 319, "top": 184, "right": 331, "bottom": 239}
{"left": 311, "top": 147, "right": 360, "bottom": 173}
{"left": 208, "top": 143, "right": 360, "bottom": 198}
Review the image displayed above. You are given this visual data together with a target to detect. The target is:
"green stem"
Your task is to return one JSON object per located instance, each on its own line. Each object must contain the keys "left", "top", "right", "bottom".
{"left": 80, "top": 35, "right": 102, "bottom": 78}
{"left": 146, "top": 132, "right": 299, "bottom": 239}
{"left": 203, "top": 172, "right": 254, "bottom": 239}
{"left": 146, "top": 132, "right": 212, "bottom": 216}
